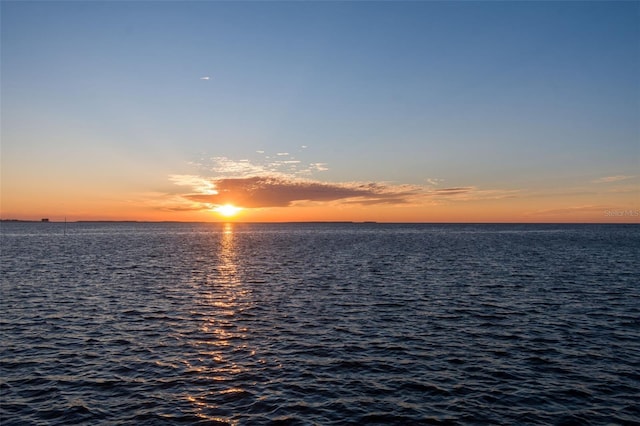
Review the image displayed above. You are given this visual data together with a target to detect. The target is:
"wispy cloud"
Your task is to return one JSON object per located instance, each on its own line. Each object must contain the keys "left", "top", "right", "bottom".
{"left": 169, "top": 174, "right": 218, "bottom": 194}
{"left": 199, "top": 155, "right": 330, "bottom": 178}
{"left": 208, "top": 157, "right": 268, "bottom": 176}
{"left": 593, "top": 175, "right": 636, "bottom": 184}
{"left": 607, "top": 184, "right": 640, "bottom": 194}
{"left": 309, "top": 163, "right": 329, "bottom": 172}
{"left": 200, "top": 76, "right": 211, "bottom": 80}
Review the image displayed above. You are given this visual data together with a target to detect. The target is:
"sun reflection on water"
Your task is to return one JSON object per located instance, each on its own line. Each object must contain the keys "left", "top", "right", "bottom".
{"left": 219, "top": 223, "right": 237, "bottom": 279}
{"left": 185, "top": 222, "right": 254, "bottom": 423}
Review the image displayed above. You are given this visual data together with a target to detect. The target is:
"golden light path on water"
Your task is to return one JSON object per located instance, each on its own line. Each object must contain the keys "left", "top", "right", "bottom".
{"left": 186, "top": 223, "right": 254, "bottom": 425}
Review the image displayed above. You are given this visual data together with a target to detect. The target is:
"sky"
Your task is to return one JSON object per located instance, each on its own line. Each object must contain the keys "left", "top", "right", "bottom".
{"left": 1, "top": 1, "right": 638, "bottom": 223}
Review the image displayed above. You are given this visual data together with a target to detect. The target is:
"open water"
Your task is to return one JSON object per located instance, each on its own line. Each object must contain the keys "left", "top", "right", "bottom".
{"left": 1, "top": 222, "right": 639, "bottom": 425}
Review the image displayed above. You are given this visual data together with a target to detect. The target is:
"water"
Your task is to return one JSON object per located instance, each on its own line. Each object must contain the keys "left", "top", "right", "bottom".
{"left": 1, "top": 222, "right": 639, "bottom": 425}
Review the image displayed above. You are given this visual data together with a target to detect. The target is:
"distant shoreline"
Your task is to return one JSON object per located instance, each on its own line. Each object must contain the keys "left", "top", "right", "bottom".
{"left": 2, "top": 219, "right": 638, "bottom": 225}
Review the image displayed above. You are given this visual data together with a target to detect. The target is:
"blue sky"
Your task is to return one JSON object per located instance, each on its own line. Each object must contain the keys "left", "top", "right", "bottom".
{"left": 2, "top": 1, "right": 638, "bottom": 221}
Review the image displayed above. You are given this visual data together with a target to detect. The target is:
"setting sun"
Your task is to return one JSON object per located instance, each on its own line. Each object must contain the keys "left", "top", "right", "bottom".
{"left": 214, "top": 204, "right": 242, "bottom": 218}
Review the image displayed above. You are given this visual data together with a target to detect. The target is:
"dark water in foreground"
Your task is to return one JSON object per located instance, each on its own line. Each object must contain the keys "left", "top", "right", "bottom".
{"left": 1, "top": 222, "right": 639, "bottom": 425}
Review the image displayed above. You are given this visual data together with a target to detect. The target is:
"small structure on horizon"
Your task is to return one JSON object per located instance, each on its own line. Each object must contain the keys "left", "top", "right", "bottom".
{"left": 41, "top": 218, "right": 49, "bottom": 222}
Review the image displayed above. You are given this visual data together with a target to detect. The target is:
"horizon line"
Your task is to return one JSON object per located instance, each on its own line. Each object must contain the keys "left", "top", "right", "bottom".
{"left": 1, "top": 219, "right": 638, "bottom": 225}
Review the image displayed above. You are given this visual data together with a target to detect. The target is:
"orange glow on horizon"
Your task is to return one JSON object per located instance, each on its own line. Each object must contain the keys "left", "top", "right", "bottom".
{"left": 2, "top": 190, "right": 638, "bottom": 224}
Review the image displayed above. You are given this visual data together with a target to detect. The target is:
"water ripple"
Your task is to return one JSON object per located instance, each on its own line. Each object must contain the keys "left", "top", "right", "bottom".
{"left": 1, "top": 223, "right": 639, "bottom": 424}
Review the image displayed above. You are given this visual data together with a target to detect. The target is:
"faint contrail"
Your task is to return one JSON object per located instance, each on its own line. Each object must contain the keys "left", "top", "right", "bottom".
{"left": 200, "top": 76, "right": 211, "bottom": 80}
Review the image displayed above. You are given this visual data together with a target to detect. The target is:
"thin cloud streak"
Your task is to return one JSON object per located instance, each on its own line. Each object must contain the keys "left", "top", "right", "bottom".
{"left": 593, "top": 175, "right": 636, "bottom": 184}
{"left": 431, "top": 187, "right": 473, "bottom": 195}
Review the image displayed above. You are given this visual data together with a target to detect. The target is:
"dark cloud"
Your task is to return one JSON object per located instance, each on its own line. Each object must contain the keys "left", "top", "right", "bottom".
{"left": 169, "top": 173, "right": 514, "bottom": 211}
{"left": 184, "top": 176, "right": 419, "bottom": 208}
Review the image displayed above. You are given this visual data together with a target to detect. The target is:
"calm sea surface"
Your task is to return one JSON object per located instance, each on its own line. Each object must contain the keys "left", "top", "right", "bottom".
{"left": 1, "top": 222, "right": 639, "bottom": 425}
